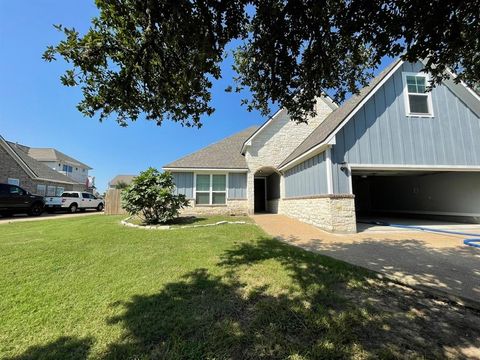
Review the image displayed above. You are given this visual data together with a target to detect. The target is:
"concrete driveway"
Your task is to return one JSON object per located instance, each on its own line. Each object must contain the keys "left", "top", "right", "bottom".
{"left": 252, "top": 214, "right": 480, "bottom": 306}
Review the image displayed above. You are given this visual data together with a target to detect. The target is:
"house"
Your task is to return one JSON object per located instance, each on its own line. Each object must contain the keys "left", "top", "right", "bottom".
{"left": 108, "top": 175, "right": 136, "bottom": 189}
{"left": 27, "top": 147, "right": 92, "bottom": 185}
{"left": 0, "top": 136, "right": 86, "bottom": 196}
{"left": 164, "top": 60, "right": 480, "bottom": 233}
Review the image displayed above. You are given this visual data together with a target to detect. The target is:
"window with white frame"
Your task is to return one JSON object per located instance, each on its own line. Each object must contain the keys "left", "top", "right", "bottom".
{"left": 47, "top": 186, "right": 56, "bottom": 196}
{"left": 7, "top": 178, "right": 19, "bottom": 186}
{"left": 56, "top": 187, "right": 65, "bottom": 196}
{"left": 36, "top": 184, "right": 46, "bottom": 196}
{"left": 404, "top": 73, "right": 433, "bottom": 116}
{"left": 195, "top": 174, "right": 226, "bottom": 205}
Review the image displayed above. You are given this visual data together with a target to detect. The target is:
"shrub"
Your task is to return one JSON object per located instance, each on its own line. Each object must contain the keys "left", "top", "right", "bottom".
{"left": 121, "top": 168, "right": 189, "bottom": 224}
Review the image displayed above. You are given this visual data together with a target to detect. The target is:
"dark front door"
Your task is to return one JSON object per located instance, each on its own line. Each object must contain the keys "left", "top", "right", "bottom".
{"left": 254, "top": 178, "right": 266, "bottom": 213}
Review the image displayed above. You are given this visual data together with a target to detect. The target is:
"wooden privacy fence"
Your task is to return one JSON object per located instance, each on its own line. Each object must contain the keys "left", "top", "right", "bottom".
{"left": 105, "top": 189, "right": 127, "bottom": 215}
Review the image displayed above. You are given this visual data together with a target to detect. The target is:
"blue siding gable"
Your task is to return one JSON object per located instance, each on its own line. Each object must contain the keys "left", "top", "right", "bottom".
{"left": 285, "top": 152, "right": 328, "bottom": 197}
{"left": 331, "top": 61, "right": 480, "bottom": 193}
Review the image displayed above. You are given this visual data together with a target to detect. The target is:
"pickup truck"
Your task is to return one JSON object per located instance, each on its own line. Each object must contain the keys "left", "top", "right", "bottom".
{"left": 0, "top": 183, "right": 45, "bottom": 217}
{"left": 45, "top": 191, "right": 104, "bottom": 213}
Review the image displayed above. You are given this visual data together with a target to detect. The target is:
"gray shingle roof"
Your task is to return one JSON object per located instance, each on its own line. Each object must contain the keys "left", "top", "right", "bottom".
{"left": 4, "top": 140, "right": 83, "bottom": 184}
{"left": 164, "top": 126, "right": 259, "bottom": 169}
{"left": 28, "top": 148, "right": 92, "bottom": 169}
{"left": 109, "top": 175, "right": 136, "bottom": 187}
{"left": 279, "top": 59, "right": 402, "bottom": 168}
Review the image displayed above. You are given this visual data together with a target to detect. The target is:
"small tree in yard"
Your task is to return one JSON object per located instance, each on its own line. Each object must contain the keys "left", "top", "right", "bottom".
{"left": 121, "top": 168, "right": 189, "bottom": 225}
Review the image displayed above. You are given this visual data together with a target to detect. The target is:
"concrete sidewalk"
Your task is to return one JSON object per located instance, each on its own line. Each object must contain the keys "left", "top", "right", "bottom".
{"left": 252, "top": 214, "right": 480, "bottom": 306}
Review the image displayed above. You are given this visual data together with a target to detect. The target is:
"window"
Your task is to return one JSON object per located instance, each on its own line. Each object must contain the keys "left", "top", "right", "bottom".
{"left": 47, "top": 186, "right": 56, "bottom": 196}
{"left": 55, "top": 187, "right": 64, "bottom": 196}
{"left": 195, "top": 174, "right": 227, "bottom": 205}
{"left": 9, "top": 185, "right": 25, "bottom": 195}
{"left": 7, "top": 178, "right": 19, "bottom": 186}
{"left": 36, "top": 184, "right": 46, "bottom": 196}
{"left": 404, "top": 73, "right": 433, "bottom": 116}
{"left": 82, "top": 193, "right": 91, "bottom": 199}
{"left": 62, "top": 165, "right": 73, "bottom": 173}
{"left": 62, "top": 192, "right": 79, "bottom": 198}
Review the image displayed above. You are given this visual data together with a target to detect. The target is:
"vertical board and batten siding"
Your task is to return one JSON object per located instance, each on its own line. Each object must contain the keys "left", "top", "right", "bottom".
{"left": 331, "top": 61, "right": 480, "bottom": 193}
{"left": 171, "top": 172, "right": 194, "bottom": 198}
{"left": 284, "top": 152, "right": 328, "bottom": 197}
{"left": 228, "top": 173, "right": 247, "bottom": 199}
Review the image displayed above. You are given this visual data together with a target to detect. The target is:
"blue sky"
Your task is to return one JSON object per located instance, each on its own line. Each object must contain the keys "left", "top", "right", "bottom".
{"left": 0, "top": 1, "right": 392, "bottom": 193}
{"left": 0, "top": 1, "right": 265, "bottom": 193}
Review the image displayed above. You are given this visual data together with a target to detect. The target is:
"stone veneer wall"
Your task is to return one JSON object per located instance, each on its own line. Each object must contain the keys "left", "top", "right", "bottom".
{"left": 180, "top": 199, "right": 248, "bottom": 216}
{"left": 278, "top": 195, "right": 356, "bottom": 233}
{"left": 245, "top": 99, "right": 334, "bottom": 213}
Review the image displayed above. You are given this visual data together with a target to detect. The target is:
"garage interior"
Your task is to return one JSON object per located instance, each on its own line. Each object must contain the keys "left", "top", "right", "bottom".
{"left": 352, "top": 170, "right": 480, "bottom": 226}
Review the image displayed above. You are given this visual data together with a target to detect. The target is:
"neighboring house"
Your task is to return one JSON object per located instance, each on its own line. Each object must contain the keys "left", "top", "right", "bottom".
{"left": 108, "top": 175, "right": 136, "bottom": 189}
{"left": 0, "top": 136, "right": 86, "bottom": 196}
{"left": 164, "top": 60, "right": 480, "bottom": 232}
{"left": 27, "top": 147, "right": 92, "bottom": 185}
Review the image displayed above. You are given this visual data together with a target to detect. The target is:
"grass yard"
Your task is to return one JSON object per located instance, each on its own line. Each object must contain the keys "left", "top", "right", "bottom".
{"left": 0, "top": 215, "right": 479, "bottom": 359}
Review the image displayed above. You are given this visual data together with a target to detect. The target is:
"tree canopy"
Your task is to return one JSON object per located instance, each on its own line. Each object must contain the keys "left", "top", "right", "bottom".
{"left": 44, "top": 0, "right": 480, "bottom": 126}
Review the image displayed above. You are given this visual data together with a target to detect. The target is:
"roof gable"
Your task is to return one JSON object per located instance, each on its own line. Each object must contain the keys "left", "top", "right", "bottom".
{"left": 279, "top": 59, "right": 480, "bottom": 170}
{"left": 164, "top": 126, "right": 259, "bottom": 170}
{"left": 241, "top": 96, "right": 338, "bottom": 154}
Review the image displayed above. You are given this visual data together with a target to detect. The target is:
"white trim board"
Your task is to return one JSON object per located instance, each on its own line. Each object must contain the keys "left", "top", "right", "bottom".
{"left": 349, "top": 164, "right": 480, "bottom": 172}
{"left": 325, "top": 147, "right": 333, "bottom": 193}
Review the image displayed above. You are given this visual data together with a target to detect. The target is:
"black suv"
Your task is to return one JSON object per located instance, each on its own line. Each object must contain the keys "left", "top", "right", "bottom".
{"left": 0, "top": 183, "right": 45, "bottom": 217}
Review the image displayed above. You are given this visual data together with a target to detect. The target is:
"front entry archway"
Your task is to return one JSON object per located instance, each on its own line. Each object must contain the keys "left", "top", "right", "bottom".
{"left": 253, "top": 167, "right": 280, "bottom": 213}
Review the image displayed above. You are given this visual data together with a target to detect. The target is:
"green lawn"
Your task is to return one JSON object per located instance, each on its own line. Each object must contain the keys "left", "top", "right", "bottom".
{"left": 0, "top": 215, "right": 478, "bottom": 359}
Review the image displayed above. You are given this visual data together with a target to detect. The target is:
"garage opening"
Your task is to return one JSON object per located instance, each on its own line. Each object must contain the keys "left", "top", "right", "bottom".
{"left": 352, "top": 171, "right": 480, "bottom": 224}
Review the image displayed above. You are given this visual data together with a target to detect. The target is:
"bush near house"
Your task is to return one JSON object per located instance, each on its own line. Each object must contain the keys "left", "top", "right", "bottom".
{"left": 121, "top": 168, "right": 189, "bottom": 224}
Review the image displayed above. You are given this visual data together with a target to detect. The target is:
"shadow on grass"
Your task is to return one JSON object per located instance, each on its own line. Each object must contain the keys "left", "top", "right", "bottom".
{"left": 5, "top": 336, "right": 93, "bottom": 360}
{"left": 8, "top": 237, "right": 480, "bottom": 359}
{"left": 102, "top": 268, "right": 383, "bottom": 359}
{"left": 164, "top": 216, "right": 207, "bottom": 225}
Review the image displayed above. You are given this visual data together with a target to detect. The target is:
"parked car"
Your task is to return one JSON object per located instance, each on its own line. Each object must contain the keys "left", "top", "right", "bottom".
{"left": 45, "top": 191, "right": 104, "bottom": 213}
{"left": 0, "top": 183, "right": 45, "bottom": 217}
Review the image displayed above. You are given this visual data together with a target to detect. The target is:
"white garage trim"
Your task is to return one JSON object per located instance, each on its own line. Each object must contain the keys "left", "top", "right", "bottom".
{"left": 349, "top": 164, "right": 480, "bottom": 172}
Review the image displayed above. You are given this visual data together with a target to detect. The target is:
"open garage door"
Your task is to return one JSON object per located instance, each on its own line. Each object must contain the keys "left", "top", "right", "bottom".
{"left": 352, "top": 170, "right": 480, "bottom": 224}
